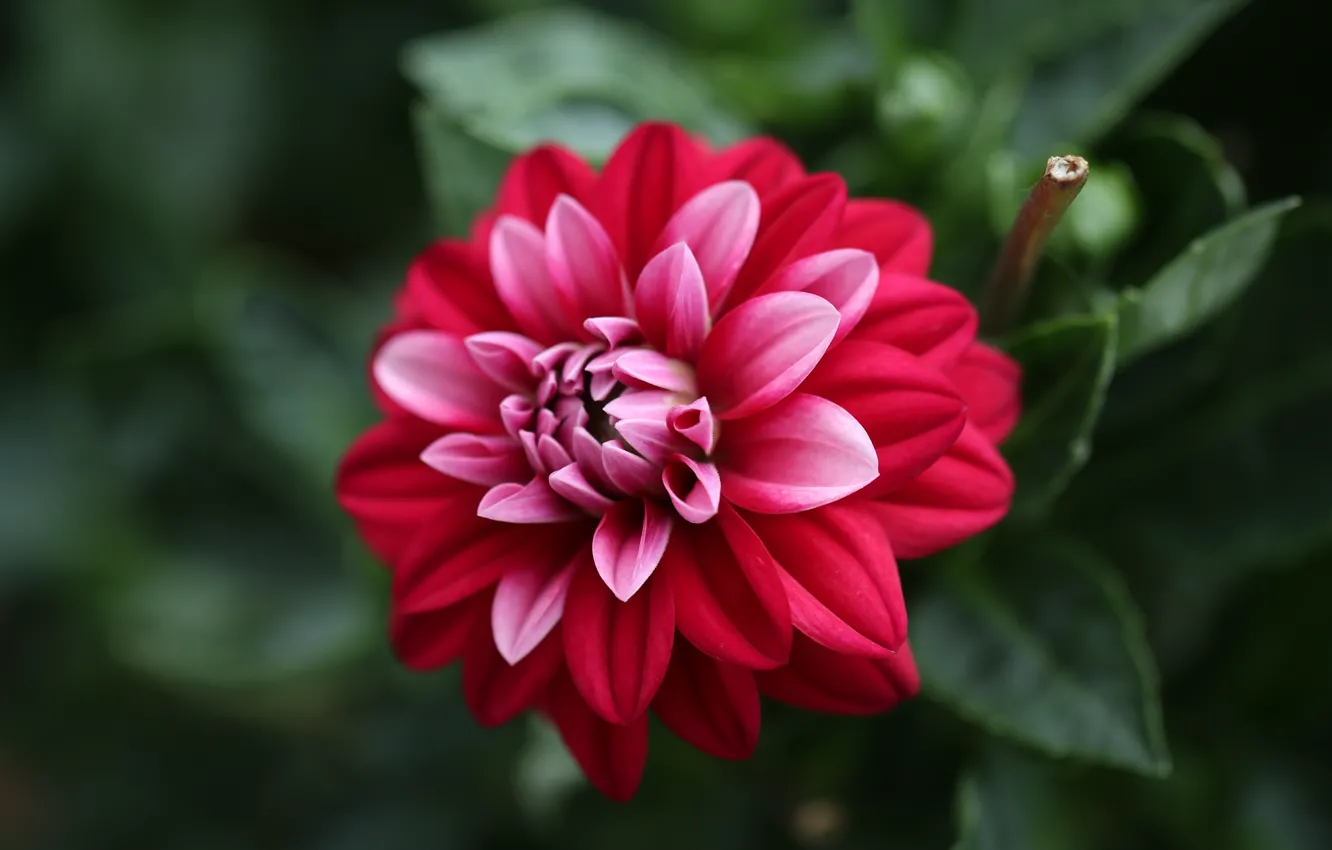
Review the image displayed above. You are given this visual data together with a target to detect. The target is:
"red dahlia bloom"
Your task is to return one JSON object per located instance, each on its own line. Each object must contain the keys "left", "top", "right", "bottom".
{"left": 336, "top": 123, "right": 1020, "bottom": 800}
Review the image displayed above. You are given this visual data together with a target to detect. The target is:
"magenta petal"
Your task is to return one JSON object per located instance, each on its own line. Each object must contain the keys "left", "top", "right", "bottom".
{"left": 602, "top": 441, "right": 659, "bottom": 495}
{"left": 537, "top": 434, "right": 573, "bottom": 471}
{"left": 654, "top": 181, "right": 760, "bottom": 309}
{"left": 612, "top": 349, "right": 698, "bottom": 394}
{"left": 667, "top": 397, "right": 717, "bottom": 454}
{"left": 491, "top": 551, "right": 580, "bottom": 664}
{"left": 717, "top": 393, "right": 878, "bottom": 513}
{"left": 373, "top": 330, "right": 506, "bottom": 432}
{"left": 756, "top": 249, "right": 879, "bottom": 343}
{"left": 603, "top": 389, "right": 685, "bottom": 422}
{"left": 663, "top": 455, "right": 721, "bottom": 523}
{"left": 465, "top": 331, "right": 542, "bottom": 392}
{"left": 592, "top": 499, "right": 674, "bottom": 601}
{"left": 545, "top": 195, "right": 630, "bottom": 326}
{"left": 420, "top": 433, "right": 530, "bottom": 486}
{"left": 697, "top": 292, "right": 840, "bottom": 421}
{"left": 548, "top": 464, "right": 616, "bottom": 515}
{"left": 478, "top": 478, "right": 585, "bottom": 523}
{"left": 489, "top": 216, "right": 571, "bottom": 343}
{"left": 500, "top": 394, "right": 535, "bottom": 438}
{"left": 584, "top": 316, "right": 644, "bottom": 348}
{"left": 633, "top": 243, "right": 710, "bottom": 361}
{"left": 615, "top": 419, "right": 686, "bottom": 466}
{"left": 572, "top": 427, "right": 616, "bottom": 493}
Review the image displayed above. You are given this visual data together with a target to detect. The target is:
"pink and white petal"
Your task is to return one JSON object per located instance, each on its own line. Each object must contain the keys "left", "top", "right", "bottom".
{"left": 663, "top": 455, "right": 721, "bottom": 524}
{"left": 478, "top": 478, "right": 586, "bottom": 524}
{"left": 548, "top": 463, "right": 616, "bottom": 515}
{"left": 667, "top": 397, "right": 718, "bottom": 454}
{"left": 490, "top": 216, "right": 572, "bottom": 343}
{"left": 612, "top": 349, "right": 698, "bottom": 394}
{"left": 949, "top": 341, "right": 1023, "bottom": 445}
{"left": 727, "top": 174, "right": 848, "bottom": 308}
{"left": 584, "top": 316, "right": 643, "bottom": 348}
{"left": 499, "top": 394, "right": 536, "bottom": 438}
{"left": 571, "top": 427, "right": 616, "bottom": 493}
{"left": 592, "top": 498, "right": 674, "bottom": 602}
{"left": 652, "top": 182, "right": 761, "bottom": 309}
{"left": 603, "top": 389, "right": 686, "bottom": 422}
{"left": 614, "top": 419, "right": 688, "bottom": 466}
{"left": 831, "top": 199, "right": 933, "bottom": 276}
{"left": 851, "top": 274, "right": 978, "bottom": 369}
{"left": 717, "top": 393, "right": 878, "bottom": 514}
{"left": 755, "top": 248, "right": 878, "bottom": 343}
{"left": 464, "top": 331, "right": 542, "bottom": 393}
{"left": 633, "top": 243, "right": 711, "bottom": 360}
{"left": 545, "top": 195, "right": 630, "bottom": 326}
{"left": 697, "top": 292, "right": 840, "bottom": 420}
{"left": 420, "top": 433, "right": 530, "bottom": 487}
{"left": 536, "top": 434, "right": 573, "bottom": 472}
{"left": 491, "top": 547, "right": 581, "bottom": 664}
{"left": 601, "top": 441, "right": 660, "bottom": 496}
{"left": 373, "top": 330, "right": 507, "bottom": 432}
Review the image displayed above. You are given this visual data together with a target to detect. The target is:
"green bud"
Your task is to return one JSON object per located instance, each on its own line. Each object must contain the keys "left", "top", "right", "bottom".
{"left": 1063, "top": 163, "right": 1139, "bottom": 260}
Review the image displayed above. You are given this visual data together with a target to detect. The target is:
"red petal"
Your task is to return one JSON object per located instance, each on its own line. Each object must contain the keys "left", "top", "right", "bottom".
{"left": 543, "top": 671, "right": 650, "bottom": 802}
{"left": 461, "top": 623, "right": 564, "bottom": 727}
{"left": 563, "top": 558, "right": 675, "bottom": 724}
{"left": 390, "top": 587, "right": 490, "bottom": 671}
{"left": 865, "top": 422, "right": 1014, "bottom": 559}
{"left": 335, "top": 418, "right": 474, "bottom": 568}
{"left": 726, "top": 173, "right": 847, "bottom": 308}
{"left": 851, "top": 275, "right": 978, "bottom": 369}
{"left": 703, "top": 137, "right": 806, "bottom": 199}
{"left": 494, "top": 144, "right": 597, "bottom": 226}
{"left": 832, "top": 199, "right": 934, "bottom": 276}
{"left": 401, "top": 239, "right": 516, "bottom": 335}
{"left": 744, "top": 504, "right": 906, "bottom": 657}
{"left": 802, "top": 339, "right": 965, "bottom": 499}
{"left": 949, "top": 342, "right": 1023, "bottom": 445}
{"left": 755, "top": 633, "right": 919, "bottom": 715}
{"left": 653, "top": 638, "right": 760, "bottom": 760}
{"left": 594, "top": 123, "right": 707, "bottom": 278}
{"left": 664, "top": 503, "right": 792, "bottom": 669}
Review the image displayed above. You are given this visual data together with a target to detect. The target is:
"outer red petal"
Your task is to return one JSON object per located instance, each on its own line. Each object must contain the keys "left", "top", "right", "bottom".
{"left": 543, "top": 671, "right": 650, "bottom": 802}
{"left": 755, "top": 633, "right": 919, "bottom": 715}
{"left": 594, "top": 123, "right": 708, "bottom": 279}
{"left": 949, "top": 342, "right": 1022, "bottom": 445}
{"left": 831, "top": 199, "right": 933, "bottom": 276}
{"left": 652, "top": 638, "right": 760, "bottom": 760}
{"left": 335, "top": 418, "right": 472, "bottom": 568}
{"left": 390, "top": 588, "right": 490, "bottom": 672}
{"left": 726, "top": 173, "right": 848, "bottom": 308}
{"left": 851, "top": 275, "right": 978, "bottom": 370}
{"left": 744, "top": 505, "right": 906, "bottom": 657}
{"left": 665, "top": 503, "right": 792, "bottom": 669}
{"left": 703, "top": 137, "right": 805, "bottom": 200}
{"left": 400, "top": 239, "right": 517, "bottom": 335}
{"left": 563, "top": 558, "right": 675, "bottom": 725}
{"left": 802, "top": 339, "right": 966, "bottom": 499}
{"left": 461, "top": 623, "right": 564, "bottom": 727}
{"left": 865, "top": 422, "right": 1014, "bottom": 560}
{"left": 494, "top": 144, "right": 598, "bottom": 227}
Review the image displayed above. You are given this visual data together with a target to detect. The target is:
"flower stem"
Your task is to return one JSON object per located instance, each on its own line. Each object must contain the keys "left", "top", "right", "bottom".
{"left": 981, "top": 155, "right": 1089, "bottom": 334}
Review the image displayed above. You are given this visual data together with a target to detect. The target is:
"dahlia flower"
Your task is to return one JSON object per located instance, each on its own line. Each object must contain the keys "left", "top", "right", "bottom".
{"left": 336, "top": 123, "right": 1019, "bottom": 800}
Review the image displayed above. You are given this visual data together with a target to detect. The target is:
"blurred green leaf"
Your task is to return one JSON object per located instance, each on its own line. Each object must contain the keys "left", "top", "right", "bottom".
{"left": 1117, "top": 196, "right": 1300, "bottom": 364}
{"left": 951, "top": 0, "right": 1153, "bottom": 77}
{"left": 953, "top": 747, "right": 1079, "bottom": 850}
{"left": 1003, "top": 311, "right": 1117, "bottom": 513}
{"left": 1009, "top": 0, "right": 1251, "bottom": 158}
{"left": 402, "top": 8, "right": 746, "bottom": 163}
{"left": 914, "top": 536, "right": 1170, "bottom": 776}
{"left": 412, "top": 100, "right": 512, "bottom": 237}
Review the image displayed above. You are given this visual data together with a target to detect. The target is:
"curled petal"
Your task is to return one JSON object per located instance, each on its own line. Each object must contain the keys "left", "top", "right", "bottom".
{"left": 832, "top": 198, "right": 933, "bottom": 276}
{"left": 653, "top": 182, "right": 761, "bottom": 308}
{"left": 490, "top": 216, "right": 571, "bottom": 343}
{"left": 546, "top": 195, "right": 630, "bottom": 325}
{"left": 373, "top": 330, "right": 507, "bottom": 432}
{"left": 697, "top": 292, "right": 839, "bottom": 420}
{"left": 667, "top": 397, "right": 717, "bottom": 454}
{"left": 662, "top": 455, "right": 721, "bottom": 524}
{"left": 420, "top": 433, "right": 530, "bottom": 487}
{"left": 543, "top": 671, "right": 650, "bottom": 802}
{"left": 478, "top": 478, "right": 586, "bottom": 524}
{"left": 615, "top": 419, "right": 686, "bottom": 466}
{"left": 664, "top": 503, "right": 791, "bottom": 669}
{"left": 584, "top": 316, "right": 643, "bottom": 348}
{"left": 756, "top": 633, "right": 919, "bottom": 715}
{"left": 564, "top": 559, "right": 675, "bottom": 724}
{"left": 612, "top": 349, "right": 698, "bottom": 394}
{"left": 499, "top": 394, "right": 535, "bottom": 438}
{"left": 653, "top": 638, "right": 760, "bottom": 760}
{"left": 592, "top": 498, "right": 674, "bottom": 602}
{"left": 717, "top": 393, "right": 878, "bottom": 514}
{"left": 633, "top": 243, "right": 710, "bottom": 360}
{"left": 852, "top": 275, "right": 978, "bottom": 369}
{"left": 603, "top": 389, "right": 686, "bottom": 423}
{"left": 864, "top": 422, "right": 1014, "bottom": 559}
{"left": 728, "top": 173, "right": 847, "bottom": 307}
{"left": 491, "top": 546, "right": 581, "bottom": 664}
{"left": 572, "top": 427, "right": 615, "bottom": 492}
{"left": 601, "top": 441, "right": 660, "bottom": 496}
{"left": 536, "top": 434, "right": 572, "bottom": 471}
{"left": 391, "top": 589, "right": 490, "bottom": 672}
{"left": 950, "top": 342, "right": 1023, "bottom": 445}
{"left": 755, "top": 248, "right": 879, "bottom": 343}
{"left": 548, "top": 463, "right": 616, "bottom": 515}
{"left": 461, "top": 624, "right": 563, "bottom": 727}
{"left": 465, "top": 331, "right": 542, "bottom": 392}
{"left": 494, "top": 144, "right": 597, "bottom": 226}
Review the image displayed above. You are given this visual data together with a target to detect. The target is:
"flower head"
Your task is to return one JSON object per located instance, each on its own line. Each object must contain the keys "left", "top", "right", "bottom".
{"left": 336, "top": 123, "right": 1020, "bottom": 800}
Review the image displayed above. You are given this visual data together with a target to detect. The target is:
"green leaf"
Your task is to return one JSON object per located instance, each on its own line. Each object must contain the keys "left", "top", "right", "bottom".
{"left": 953, "top": 747, "right": 1080, "bottom": 850}
{"left": 1009, "top": 0, "right": 1251, "bottom": 158}
{"left": 412, "top": 100, "right": 512, "bottom": 237}
{"left": 913, "top": 535, "right": 1170, "bottom": 776}
{"left": 1002, "top": 311, "right": 1118, "bottom": 513}
{"left": 1117, "top": 197, "right": 1300, "bottom": 364}
{"left": 401, "top": 9, "right": 746, "bottom": 163}
{"left": 951, "top": 0, "right": 1156, "bottom": 78}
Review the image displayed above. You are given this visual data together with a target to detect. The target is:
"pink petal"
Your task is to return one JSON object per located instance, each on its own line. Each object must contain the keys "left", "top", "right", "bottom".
{"left": 572, "top": 427, "right": 615, "bottom": 492}
{"left": 614, "top": 419, "right": 686, "bottom": 466}
{"left": 633, "top": 243, "right": 710, "bottom": 360}
{"left": 602, "top": 389, "right": 685, "bottom": 422}
{"left": 391, "top": 590, "right": 489, "bottom": 671}
{"left": 601, "top": 441, "right": 660, "bottom": 496}
{"left": 717, "top": 393, "right": 878, "bottom": 514}
{"left": 536, "top": 434, "right": 572, "bottom": 472}
{"left": 653, "top": 181, "right": 760, "bottom": 309}
{"left": 462, "top": 623, "right": 564, "bottom": 727}
{"left": 494, "top": 144, "right": 597, "bottom": 226}
{"left": 727, "top": 173, "right": 847, "bottom": 307}
{"left": 518, "top": 430, "right": 544, "bottom": 475}
{"left": 545, "top": 195, "right": 630, "bottom": 327}
{"left": 832, "top": 198, "right": 933, "bottom": 276}
{"left": 584, "top": 316, "right": 643, "bottom": 348}
{"left": 420, "top": 433, "right": 529, "bottom": 487}
{"left": 478, "top": 478, "right": 585, "bottom": 524}
{"left": 491, "top": 548, "right": 581, "bottom": 664}
{"left": 402, "top": 240, "right": 515, "bottom": 335}
{"left": 652, "top": 638, "right": 759, "bottom": 760}
{"left": 756, "top": 633, "right": 919, "bottom": 715}
{"left": 852, "top": 274, "right": 978, "bottom": 369}
{"left": 755, "top": 249, "right": 879, "bottom": 343}
{"left": 949, "top": 342, "right": 1023, "bottom": 445}
{"left": 464, "top": 331, "right": 542, "bottom": 392}
{"left": 592, "top": 498, "right": 674, "bottom": 601}
{"left": 373, "top": 330, "right": 506, "bottom": 432}
{"left": 667, "top": 397, "right": 717, "bottom": 454}
{"left": 542, "top": 671, "right": 650, "bottom": 802}
{"left": 500, "top": 394, "right": 535, "bottom": 438}
{"left": 704, "top": 138, "right": 805, "bottom": 199}
{"left": 548, "top": 463, "right": 616, "bottom": 515}
{"left": 612, "top": 349, "right": 698, "bottom": 394}
{"left": 489, "top": 216, "right": 571, "bottom": 344}
{"left": 663, "top": 455, "right": 721, "bottom": 523}
{"left": 696, "top": 292, "right": 840, "bottom": 420}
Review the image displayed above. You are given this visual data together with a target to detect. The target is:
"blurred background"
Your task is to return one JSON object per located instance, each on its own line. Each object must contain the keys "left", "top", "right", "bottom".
{"left": 2, "top": 0, "right": 1330, "bottom": 847}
